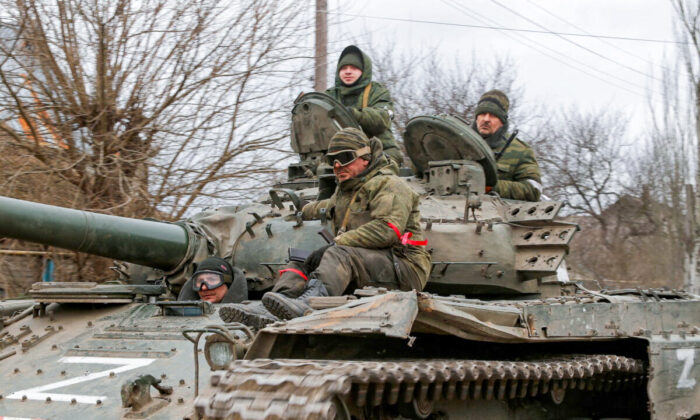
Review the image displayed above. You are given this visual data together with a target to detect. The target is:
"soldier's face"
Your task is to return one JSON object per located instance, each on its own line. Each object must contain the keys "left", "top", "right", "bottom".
{"left": 339, "top": 65, "right": 362, "bottom": 85}
{"left": 476, "top": 112, "right": 503, "bottom": 136}
{"left": 334, "top": 157, "right": 369, "bottom": 182}
{"left": 198, "top": 283, "right": 228, "bottom": 303}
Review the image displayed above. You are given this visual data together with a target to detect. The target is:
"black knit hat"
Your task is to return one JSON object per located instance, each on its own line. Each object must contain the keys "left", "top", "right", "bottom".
{"left": 193, "top": 257, "right": 233, "bottom": 285}
{"left": 474, "top": 89, "right": 509, "bottom": 123}
{"left": 338, "top": 50, "right": 364, "bottom": 72}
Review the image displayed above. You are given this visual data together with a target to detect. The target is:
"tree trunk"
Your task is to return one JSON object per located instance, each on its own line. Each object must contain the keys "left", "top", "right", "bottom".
{"left": 314, "top": 0, "right": 328, "bottom": 92}
{"left": 693, "top": 80, "right": 700, "bottom": 294}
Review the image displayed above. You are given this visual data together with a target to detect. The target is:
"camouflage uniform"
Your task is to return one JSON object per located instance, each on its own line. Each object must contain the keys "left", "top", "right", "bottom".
{"left": 273, "top": 130, "right": 431, "bottom": 297}
{"left": 472, "top": 90, "right": 542, "bottom": 201}
{"left": 325, "top": 45, "right": 403, "bottom": 166}
{"left": 489, "top": 128, "right": 541, "bottom": 201}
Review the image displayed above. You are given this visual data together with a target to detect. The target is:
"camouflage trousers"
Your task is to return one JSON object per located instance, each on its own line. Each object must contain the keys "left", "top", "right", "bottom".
{"left": 272, "top": 245, "right": 420, "bottom": 297}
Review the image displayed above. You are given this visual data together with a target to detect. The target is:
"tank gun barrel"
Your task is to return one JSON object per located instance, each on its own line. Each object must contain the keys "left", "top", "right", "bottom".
{"left": 0, "top": 196, "right": 189, "bottom": 271}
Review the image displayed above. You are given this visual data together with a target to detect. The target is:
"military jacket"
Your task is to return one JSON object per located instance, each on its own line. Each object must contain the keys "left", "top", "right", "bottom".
{"left": 302, "top": 158, "right": 431, "bottom": 288}
{"left": 492, "top": 137, "right": 542, "bottom": 201}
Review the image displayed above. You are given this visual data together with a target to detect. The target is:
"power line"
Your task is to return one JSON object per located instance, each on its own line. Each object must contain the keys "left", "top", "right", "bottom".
{"left": 523, "top": 0, "right": 670, "bottom": 74}
{"left": 489, "top": 0, "right": 660, "bottom": 82}
{"left": 440, "top": 0, "right": 649, "bottom": 97}
{"left": 325, "top": 11, "right": 687, "bottom": 45}
{"left": 442, "top": 0, "right": 645, "bottom": 94}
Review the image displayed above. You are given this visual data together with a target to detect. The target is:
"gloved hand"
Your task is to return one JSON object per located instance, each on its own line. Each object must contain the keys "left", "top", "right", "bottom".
{"left": 304, "top": 244, "right": 333, "bottom": 273}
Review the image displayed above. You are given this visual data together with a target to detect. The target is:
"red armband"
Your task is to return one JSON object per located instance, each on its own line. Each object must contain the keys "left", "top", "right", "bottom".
{"left": 387, "top": 222, "right": 428, "bottom": 246}
{"left": 278, "top": 268, "right": 308, "bottom": 281}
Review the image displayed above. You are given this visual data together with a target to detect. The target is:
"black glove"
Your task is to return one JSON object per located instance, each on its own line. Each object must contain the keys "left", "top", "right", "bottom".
{"left": 304, "top": 244, "right": 333, "bottom": 273}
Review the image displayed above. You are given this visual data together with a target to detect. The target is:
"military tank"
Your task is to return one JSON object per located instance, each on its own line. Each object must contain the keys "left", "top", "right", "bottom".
{"left": 0, "top": 93, "right": 698, "bottom": 419}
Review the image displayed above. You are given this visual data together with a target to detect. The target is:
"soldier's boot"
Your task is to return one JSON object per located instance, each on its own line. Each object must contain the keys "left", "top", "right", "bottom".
{"left": 218, "top": 301, "right": 279, "bottom": 329}
{"left": 262, "top": 278, "right": 329, "bottom": 320}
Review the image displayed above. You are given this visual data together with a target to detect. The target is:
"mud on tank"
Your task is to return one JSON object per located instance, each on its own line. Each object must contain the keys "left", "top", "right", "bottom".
{"left": 0, "top": 93, "right": 698, "bottom": 420}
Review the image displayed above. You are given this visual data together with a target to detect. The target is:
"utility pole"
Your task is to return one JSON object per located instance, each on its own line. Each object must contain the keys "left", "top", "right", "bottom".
{"left": 314, "top": 0, "right": 328, "bottom": 92}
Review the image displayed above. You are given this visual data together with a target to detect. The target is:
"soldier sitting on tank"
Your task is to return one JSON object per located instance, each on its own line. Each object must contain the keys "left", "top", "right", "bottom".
{"left": 177, "top": 257, "right": 247, "bottom": 304}
{"left": 325, "top": 45, "right": 403, "bottom": 167}
{"left": 472, "top": 89, "right": 542, "bottom": 201}
{"left": 219, "top": 128, "right": 431, "bottom": 327}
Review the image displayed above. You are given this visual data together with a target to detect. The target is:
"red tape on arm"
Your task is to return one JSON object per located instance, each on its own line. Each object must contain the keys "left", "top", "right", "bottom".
{"left": 386, "top": 222, "right": 428, "bottom": 246}
{"left": 278, "top": 268, "right": 309, "bottom": 281}
{"left": 387, "top": 221, "right": 402, "bottom": 237}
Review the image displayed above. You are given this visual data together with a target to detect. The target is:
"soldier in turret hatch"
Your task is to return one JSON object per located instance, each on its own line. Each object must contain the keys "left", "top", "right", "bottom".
{"left": 325, "top": 45, "right": 404, "bottom": 167}
{"left": 177, "top": 256, "right": 247, "bottom": 304}
{"left": 472, "top": 90, "right": 542, "bottom": 201}
{"left": 219, "top": 128, "right": 430, "bottom": 327}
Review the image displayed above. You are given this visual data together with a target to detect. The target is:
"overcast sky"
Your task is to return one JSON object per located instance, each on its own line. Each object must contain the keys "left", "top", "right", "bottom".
{"left": 326, "top": 0, "right": 679, "bottom": 130}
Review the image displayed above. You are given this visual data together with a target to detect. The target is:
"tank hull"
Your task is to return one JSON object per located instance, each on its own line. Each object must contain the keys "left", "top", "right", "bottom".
{"left": 196, "top": 290, "right": 700, "bottom": 420}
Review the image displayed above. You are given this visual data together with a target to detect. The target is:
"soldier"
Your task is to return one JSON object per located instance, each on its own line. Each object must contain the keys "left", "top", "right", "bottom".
{"left": 472, "top": 90, "right": 542, "bottom": 201}
{"left": 325, "top": 45, "right": 403, "bottom": 166}
{"left": 177, "top": 256, "right": 247, "bottom": 304}
{"left": 220, "top": 128, "right": 431, "bottom": 326}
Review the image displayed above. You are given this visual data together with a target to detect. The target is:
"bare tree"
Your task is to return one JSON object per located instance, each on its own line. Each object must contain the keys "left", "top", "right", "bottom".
{"left": 535, "top": 108, "right": 626, "bottom": 233}
{"left": 667, "top": 0, "right": 700, "bottom": 293}
{"left": 539, "top": 2, "right": 700, "bottom": 291}
{"left": 0, "top": 0, "right": 312, "bottom": 220}
{"left": 627, "top": 49, "right": 697, "bottom": 291}
{"left": 533, "top": 106, "right": 689, "bottom": 288}
{"left": 535, "top": 109, "right": 622, "bottom": 282}
{"left": 0, "top": 0, "right": 313, "bottom": 287}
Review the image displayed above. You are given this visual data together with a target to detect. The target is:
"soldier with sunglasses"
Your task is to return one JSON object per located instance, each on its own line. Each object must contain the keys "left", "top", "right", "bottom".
{"left": 180, "top": 256, "right": 244, "bottom": 304}
{"left": 220, "top": 128, "right": 431, "bottom": 326}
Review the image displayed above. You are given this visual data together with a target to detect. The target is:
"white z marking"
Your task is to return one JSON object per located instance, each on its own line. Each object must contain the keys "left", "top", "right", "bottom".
{"left": 6, "top": 357, "right": 155, "bottom": 404}
{"left": 676, "top": 348, "right": 697, "bottom": 389}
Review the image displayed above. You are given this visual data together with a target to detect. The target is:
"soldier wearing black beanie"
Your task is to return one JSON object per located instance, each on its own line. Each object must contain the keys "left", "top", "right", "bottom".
{"left": 472, "top": 89, "right": 542, "bottom": 201}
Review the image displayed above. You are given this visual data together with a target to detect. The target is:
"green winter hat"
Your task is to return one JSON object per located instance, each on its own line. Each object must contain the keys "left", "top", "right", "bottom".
{"left": 338, "top": 50, "right": 364, "bottom": 72}
{"left": 474, "top": 89, "right": 509, "bottom": 123}
{"left": 327, "top": 127, "right": 371, "bottom": 158}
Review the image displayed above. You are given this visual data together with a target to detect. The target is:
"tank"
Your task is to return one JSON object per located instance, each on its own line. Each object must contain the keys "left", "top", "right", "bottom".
{"left": 0, "top": 93, "right": 698, "bottom": 420}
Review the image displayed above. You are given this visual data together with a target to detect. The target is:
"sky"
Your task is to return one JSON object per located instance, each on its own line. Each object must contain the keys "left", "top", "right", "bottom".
{"left": 325, "top": 0, "right": 679, "bottom": 132}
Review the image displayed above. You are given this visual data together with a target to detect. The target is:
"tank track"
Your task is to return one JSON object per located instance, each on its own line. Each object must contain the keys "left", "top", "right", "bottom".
{"left": 194, "top": 355, "right": 646, "bottom": 419}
